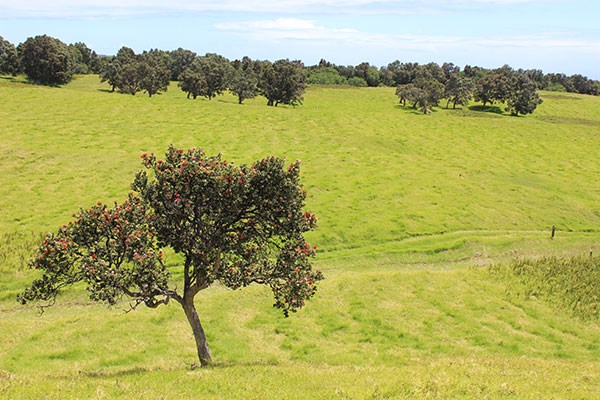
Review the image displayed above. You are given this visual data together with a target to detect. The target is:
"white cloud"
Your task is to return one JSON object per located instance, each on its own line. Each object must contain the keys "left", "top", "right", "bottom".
{"left": 216, "top": 17, "right": 600, "bottom": 54}
{"left": 0, "top": 0, "right": 566, "bottom": 18}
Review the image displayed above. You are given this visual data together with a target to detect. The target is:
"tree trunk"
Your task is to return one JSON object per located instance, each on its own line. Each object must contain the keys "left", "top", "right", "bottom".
{"left": 182, "top": 295, "right": 212, "bottom": 366}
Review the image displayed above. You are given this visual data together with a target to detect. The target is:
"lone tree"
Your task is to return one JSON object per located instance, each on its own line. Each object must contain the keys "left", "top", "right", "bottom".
{"left": 19, "top": 146, "right": 323, "bottom": 367}
{"left": 18, "top": 35, "right": 75, "bottom": 85}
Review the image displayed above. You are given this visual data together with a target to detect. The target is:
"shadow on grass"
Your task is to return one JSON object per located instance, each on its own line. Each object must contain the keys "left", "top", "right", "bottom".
{"left": 75, "top": 358, "right": 282, "bottom": 378}
{"left": 394, "top": 105, "right": 433, "bottom": 115}
{"left": 468, "top": 105, "right": 504, "bottom": 114}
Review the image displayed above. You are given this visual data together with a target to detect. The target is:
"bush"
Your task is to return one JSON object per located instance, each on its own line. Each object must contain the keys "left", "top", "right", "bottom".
{"left": 307, "top": 68, "right": 347, "bottom": 85}
{"left": 347, "top": 76, "right": 367, "bottom": 87}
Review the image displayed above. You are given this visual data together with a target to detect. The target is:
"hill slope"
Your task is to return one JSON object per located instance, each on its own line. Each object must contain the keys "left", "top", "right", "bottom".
{"left": 0, "top": 75, "right": 599, "bottom": 398}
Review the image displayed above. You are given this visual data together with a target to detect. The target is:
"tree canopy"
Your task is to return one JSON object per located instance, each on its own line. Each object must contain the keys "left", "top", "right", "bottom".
{"left": 0, "top": 36, "right": 19, "bottom": 76}
{"left": 18, "top": 35, "right": 74, "bottom": 85}
{"left": 20, "top": 146, "right": 323, "bottom": 367}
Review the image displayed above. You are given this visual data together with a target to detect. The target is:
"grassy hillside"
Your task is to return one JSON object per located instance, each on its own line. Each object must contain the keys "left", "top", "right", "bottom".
{"left": 1, "top": 75, "right": 599, "bottom": 398}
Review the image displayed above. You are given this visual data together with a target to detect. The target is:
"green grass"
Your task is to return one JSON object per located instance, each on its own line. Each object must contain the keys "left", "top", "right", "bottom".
{"left": 1, "top": 75, "right": 599, "bottom": 398}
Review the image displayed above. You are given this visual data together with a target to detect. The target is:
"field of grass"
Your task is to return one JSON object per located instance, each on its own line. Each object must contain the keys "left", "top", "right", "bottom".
{"left": 1, "top": 75, "right": 599, "bottom": 398}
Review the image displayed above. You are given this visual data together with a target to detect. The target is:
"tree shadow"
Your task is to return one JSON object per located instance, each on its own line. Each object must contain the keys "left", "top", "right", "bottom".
{"left": 394, "top": 104, "right": 433, "bottom": 115}
{"left": 468, "top": 105, "right": 504, "bottom": 114}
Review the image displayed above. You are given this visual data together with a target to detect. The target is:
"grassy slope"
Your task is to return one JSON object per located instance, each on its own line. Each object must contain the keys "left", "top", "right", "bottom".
{"left": 1, "top": 75, "right": 599, "bottom": 398}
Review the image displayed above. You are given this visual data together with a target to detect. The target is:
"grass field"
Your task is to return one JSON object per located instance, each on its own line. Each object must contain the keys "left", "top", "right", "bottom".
{"left": 1, "top": 75, "right": 599, "bottom": 398}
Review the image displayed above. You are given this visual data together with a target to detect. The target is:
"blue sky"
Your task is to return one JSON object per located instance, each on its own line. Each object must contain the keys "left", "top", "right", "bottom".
{"left": 1, "top": 0, "right": 599, "bottom": 78}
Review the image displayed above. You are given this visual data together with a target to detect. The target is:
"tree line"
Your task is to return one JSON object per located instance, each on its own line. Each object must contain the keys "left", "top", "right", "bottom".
{"left": 2, "top": 34, "right": 599, "bottom": 113}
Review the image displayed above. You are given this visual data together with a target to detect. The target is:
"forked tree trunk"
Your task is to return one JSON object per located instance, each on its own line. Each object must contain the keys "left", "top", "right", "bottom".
{"left": 182, "top": 296, "right": 212, "bottom": 366}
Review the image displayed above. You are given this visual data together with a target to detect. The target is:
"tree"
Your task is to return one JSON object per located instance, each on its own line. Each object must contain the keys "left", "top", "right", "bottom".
{"left": 168, "top": 48, "right": 197, "bottom": 81}
{"left": 0, "top": 36, "right": 20, "bottom": 76}
{"left": 197, "top": 53, "right": 234, "bottom": 99}
{"left": 138, "top": 51, "right": 171, "bottom": 97}
{"left": 99, "top": 47, "right": 137, "bottom": 92}
{"left": 474, "top": 67, "right": 513, "bottom": 106}
{"left": 396, "top": 83, "right": 422, "bottom": 107}
{"left": 68, "top": 42, "right": 100, "bottom": 74}
{"left": 178, "top": 66, "right": 207, "bottom": 99}
{"left": 18, "top": 35, "right": 75, "bottom": 85}
{"left": 444, "top": 74, "right": 475, "bottom": 109}
{"left": 19, "top": 146, "right": 323, "bottom": 367}
{"left": 229, "top": 69, "right": 258, "bottom": 104}
{"left": 505, "top": 73, "right": 543, "bottom": 116}
{"left": 259, "top": 59, "right": 306, "bottom": 107}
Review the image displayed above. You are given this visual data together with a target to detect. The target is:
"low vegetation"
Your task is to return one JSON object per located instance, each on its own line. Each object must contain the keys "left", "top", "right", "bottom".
{"left": 492, "top": 256, "right": 600, "bottom": 320}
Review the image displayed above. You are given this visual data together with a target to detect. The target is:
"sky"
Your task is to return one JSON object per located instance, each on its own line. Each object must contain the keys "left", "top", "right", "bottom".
{"left": 1, "top": 0, "right": 599, "bottom": 79}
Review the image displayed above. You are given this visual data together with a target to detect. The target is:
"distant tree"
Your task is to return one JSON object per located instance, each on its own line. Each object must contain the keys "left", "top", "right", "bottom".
{"left": 19, "top": 146, "right": 323, "bottom": 367}
{"left": 396, "top": 83, "right": 422, "bottom": 107}
{"left": 505, "top": 73, "right": 543, "bottom": 116}
{"left": 68, "top": 42, "right": 100, "bottom": 74}
{"left": 259, "top": 59, "right": 306, "bottom": 106}
{"left": 100, "top": 47, "right": 137, "bottom": 92}
{"left": 196, "top": 53, "right": 234, "bottom": 99}
{"left": 474, "top": 67, "right": 513, "bottom": 106}
{"left": 178, "top": 66, "right": 207, "bottom": 100}
{"left": 396, "top": 73, "right": 444, "bottom": 114}
{"left": 168, "top": 48, "right": 197, "bottom": 81}
{"left": 444, "top": 74, "right": 475, "bottom": 109}
{"left": 568, "top": 74, "right": 600, "bottom": 96}
{"left": 386, "top": 61, "right": 420, "bottom": 86}
{"left": 441, "top": 62, "right": 460, "bottom": 81}
{"left": 355, "top": 62, "right": 380, "bottom": 87}
{"left": 523, "top": 69, "right": 547, "bottom": 90}
{"left": 414, "top": 74, "right": 444, "bottom": 113}
{"left": 118, "top": 61, "right": 142, "bottom": 95}
{"left": 99, "top": 59, "right": 122, "bottom": 92}
{"left": 0, "top": 36, "right": 19, "bottom": 76}
{"left": 137, "top": 50, "right": 171, "bottom": 97}
{"left": 229, "top": 69, "right": 258, "bottom": 104}
{"left": 18, "top": 35, "right": 74, "bottom": 85}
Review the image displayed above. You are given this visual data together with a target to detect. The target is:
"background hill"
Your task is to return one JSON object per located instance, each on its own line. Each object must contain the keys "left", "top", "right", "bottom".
{"left": 0, "top": 75, "right": 598, "bottom": 398}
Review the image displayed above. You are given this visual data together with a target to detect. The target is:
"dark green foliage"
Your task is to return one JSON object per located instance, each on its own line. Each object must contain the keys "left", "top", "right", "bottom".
{"left": 259, "top": 59, "right": 306, "bottom": 106}
{"left": 0, "top": 36, "right": 20, "bottom": 76}
{"left": 99, "top": 46, "right": 135, "bottom": 92}
{"left": 473, "top": 66, "right": 514, "bottom": 106}
{"left": 493, "top": 256, "right": 600, "bottom": 320}
{"left": 68, "top": 42, "right": 100, "bottom": 74}
{"left": 18, "top": 35, "right": 74, "bottom": 85}
{"left": 100, "top": 47, "right": 171, "bottom": 97}
{"left": 354, "top": 62, "right": 380, "bottom": 87}
{"left": 137, "top": 50, "right": 171, "bottom": 97}
{"left": 396, "top": 73, "right": 444, "bottom": 114}
{"left": 229, "top": 69, "right": 258, "bottom": 104}
{"left": 168, "top": 47, "right": 196, "bottom": 81}
{"left": 201, "top": 53, "right": 234, "bottom": 99}
{"left": 505, "top": 73, "right": 543, "bottom": 116}
{"left": 444, "top": 74, "right": 475, "bottom": 109}
{"left": 178, "top": 53, "right": 233, "bottom": 100}
{"left": 178, "top": 66, "right": 207, "bottom": 100}
{"left": 20, "top": 146, "right": 322, "bottom": 365}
